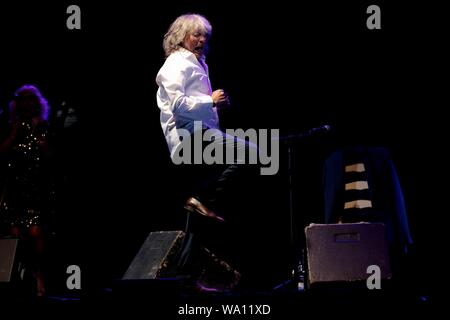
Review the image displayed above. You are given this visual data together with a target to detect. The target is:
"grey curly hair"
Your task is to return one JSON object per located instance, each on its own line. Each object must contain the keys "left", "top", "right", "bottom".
{"left": 163, "top": 14, "right": 212, "bottom": 57}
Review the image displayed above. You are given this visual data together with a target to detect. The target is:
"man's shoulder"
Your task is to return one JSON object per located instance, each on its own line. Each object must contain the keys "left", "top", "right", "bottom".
{"left": 160, "top": 50, "right": 197, "bottom": 74}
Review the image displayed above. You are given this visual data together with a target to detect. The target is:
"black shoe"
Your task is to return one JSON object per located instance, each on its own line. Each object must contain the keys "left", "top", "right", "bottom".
{"left": 184, "top": 197, "right": 225, "bottom": 223}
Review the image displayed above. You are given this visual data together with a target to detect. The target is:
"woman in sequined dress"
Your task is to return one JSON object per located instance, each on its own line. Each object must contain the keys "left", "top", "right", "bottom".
{"left": 0, "top": 84, "right": 54, "bottom": 297}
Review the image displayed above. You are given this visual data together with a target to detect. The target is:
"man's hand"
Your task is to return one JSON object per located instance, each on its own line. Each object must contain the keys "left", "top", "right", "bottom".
{"left": 212, "top": 89, "right": 230, "bottom": 109}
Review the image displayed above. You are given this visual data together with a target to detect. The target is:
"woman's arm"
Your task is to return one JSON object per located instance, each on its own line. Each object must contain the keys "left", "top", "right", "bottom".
{"left": 0, "top": 123, "right": 18, "bottom": 154}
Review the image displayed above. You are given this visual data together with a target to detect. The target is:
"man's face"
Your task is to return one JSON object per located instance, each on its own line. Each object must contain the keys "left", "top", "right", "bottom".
{"left": 183, "top": 30, "right": 209, "bottom": 59}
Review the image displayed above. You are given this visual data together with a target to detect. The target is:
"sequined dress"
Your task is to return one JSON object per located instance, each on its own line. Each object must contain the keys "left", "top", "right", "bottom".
{"left": 0, "top": 121, "right": 54, "bottom": 230}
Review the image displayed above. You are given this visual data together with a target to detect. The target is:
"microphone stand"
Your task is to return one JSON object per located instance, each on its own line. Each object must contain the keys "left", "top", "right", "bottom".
{"left": 273, "top": 125, "right": 331, "bottom": 292}
{"left": 272, "top": 136, "right": 305, "bottom": 292}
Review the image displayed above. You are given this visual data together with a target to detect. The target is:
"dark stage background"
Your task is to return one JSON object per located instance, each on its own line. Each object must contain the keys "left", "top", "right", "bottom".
{"left": 0, "top": 0, "right": 447, "bottom": 300}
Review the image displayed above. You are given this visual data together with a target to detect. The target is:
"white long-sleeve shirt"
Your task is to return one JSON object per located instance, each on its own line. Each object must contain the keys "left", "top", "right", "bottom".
{"left": 156, "top": 48, "right": 219, "bottom": 158}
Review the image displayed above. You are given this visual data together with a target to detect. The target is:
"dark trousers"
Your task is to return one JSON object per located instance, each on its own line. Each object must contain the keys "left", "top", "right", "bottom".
{"left": 178, "top": 130, "right": 260, "bottom": 218}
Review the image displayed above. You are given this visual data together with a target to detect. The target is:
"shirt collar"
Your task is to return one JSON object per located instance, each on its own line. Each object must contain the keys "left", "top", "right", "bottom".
{"left": 177, "top": 47, "right": 207, "bottom": 71}
{"left": 177, "top": 47, "right": 205, "bottom": 62}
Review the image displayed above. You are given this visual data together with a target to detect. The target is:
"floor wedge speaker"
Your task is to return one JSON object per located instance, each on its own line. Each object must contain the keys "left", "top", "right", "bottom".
{"left": 123, "top": 231, "right": 240, "bottom": 291}
{"left": 0, "top": 238, "right": 19, "bottom": 282}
